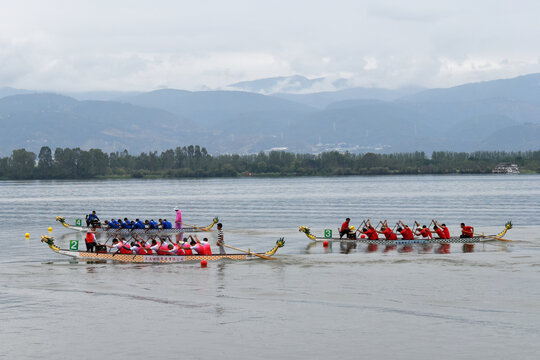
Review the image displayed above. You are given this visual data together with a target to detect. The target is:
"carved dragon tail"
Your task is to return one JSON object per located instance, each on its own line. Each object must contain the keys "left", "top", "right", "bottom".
{"left": 298, "top": 226, "right": 317, "bottom": 240}
{"left": 496, "top": 221, "right": 513, "bottom": 237}
{"left": 265, "top": 237, "right": 285, "bottom": 256}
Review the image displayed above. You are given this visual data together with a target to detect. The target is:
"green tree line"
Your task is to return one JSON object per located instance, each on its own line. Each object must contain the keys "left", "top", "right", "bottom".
{"left": 0, "top": 146, "right": 539, "bottom": 180}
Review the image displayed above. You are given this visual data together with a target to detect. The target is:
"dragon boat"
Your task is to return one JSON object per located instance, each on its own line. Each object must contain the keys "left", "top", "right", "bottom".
{"left": 56, "top": 216, "right": 219, "bottom": 235}
{"left": 41, "top": 236, "right": 285, "bottom": 264}
{"left": 298, "top": 222, "right": 513, "bottom": 246}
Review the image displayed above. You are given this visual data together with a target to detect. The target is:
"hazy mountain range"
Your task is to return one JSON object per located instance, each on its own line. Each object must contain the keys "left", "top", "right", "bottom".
{"left": 1, "top": 73, "right": 539, "bottom": 156}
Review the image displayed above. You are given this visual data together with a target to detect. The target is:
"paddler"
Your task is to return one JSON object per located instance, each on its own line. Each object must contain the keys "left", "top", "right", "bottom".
{"left": 362, "top": 220, "right": 379, "bottom": 240}
{"left": 85, "top": 227, "right": 97, "bottom": 252}
{"left": 460, "top": 223, "right": 474, "bottom": 238}
{"left": 377, "top": 221, "right": 398, "bottom": 240}
{"left": 415, "top": 224, "right": 433, "bottom": 239}
{"left": 434, "top": 220, "right": 451, "bottom": 239}
{"left": 339, "top": 218, "right": 351, "bottom": 239}
{"left": 397, "top": 220, "right": 415, "bottom": 240}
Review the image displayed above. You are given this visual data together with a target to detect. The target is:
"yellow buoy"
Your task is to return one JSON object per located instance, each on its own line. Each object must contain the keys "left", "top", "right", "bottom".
{"left": 48, "top": 227, "right": 53, "bottom": 232}
{"left": 25, "top": 233, "right": 30, "bottom": 238}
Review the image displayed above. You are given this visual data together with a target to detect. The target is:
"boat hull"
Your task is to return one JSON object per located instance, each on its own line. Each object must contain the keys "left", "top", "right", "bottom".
{"left": 305, "top": 236, "right": 491, "bottom": 245}
{"left": 56, "top": 248, "right": 256, "bottom": 263}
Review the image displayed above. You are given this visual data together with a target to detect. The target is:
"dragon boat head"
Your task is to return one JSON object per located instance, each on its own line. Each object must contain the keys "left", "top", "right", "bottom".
{"left": 264, "top": 237, "right": 285, "bottom": 256}
{"left": 298, "top": 226, "right": 316, "bottom": 240}
{"left": 55, "top": 216, "right": 69, "bottom": 228}
{"left": 40, "top": 235, "right": 59, "bottom": 250}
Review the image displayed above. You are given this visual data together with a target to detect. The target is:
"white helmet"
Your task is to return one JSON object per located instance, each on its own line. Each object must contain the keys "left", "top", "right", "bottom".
{"left": 174, "top": 207, "right": 180, "bottom": 211}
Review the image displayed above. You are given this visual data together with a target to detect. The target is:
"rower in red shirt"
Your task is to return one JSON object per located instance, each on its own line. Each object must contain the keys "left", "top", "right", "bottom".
{"left": 415, "top": 225, "right": 433, "bottom": 239}
{"left": 362, "top": 222, "right": 379, "bottom": 240}
{"left": 377, "top": 221, "right": 398, "bottom": 240}
{"left": 434, "top": 220, "right": 451, "bottom": 239}
{"left": 460, "top": 223, "right": 474, "bottom": 238}
{"left": 397, "top": 220, "right": 415, "bottom": 240}
{"left": 433, "top": 225, "right": 447, "bottom": 239}
{"left": 340, "top": 218, "right": 351, "bottom": 239}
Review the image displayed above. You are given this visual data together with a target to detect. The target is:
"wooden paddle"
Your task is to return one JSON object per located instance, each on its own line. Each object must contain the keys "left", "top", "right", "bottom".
{"left": 182, "top": 222, "right": 211, "bottom": 232}
{"left": 221, "top": 244, "right": 277, "bottom": 260}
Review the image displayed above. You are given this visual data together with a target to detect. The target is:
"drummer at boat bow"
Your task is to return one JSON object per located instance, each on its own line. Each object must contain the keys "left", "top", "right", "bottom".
{"left": 86, "top": 211, "right": 100, "bottom": 227}
{"left": 85, "top": 228, "right": 97, "bottom": 252}
{"left": 340, "top": 218, "right": 351, "bottom": 239}
{"left": 460, "top": 223, "right": 474, "bottom": 238}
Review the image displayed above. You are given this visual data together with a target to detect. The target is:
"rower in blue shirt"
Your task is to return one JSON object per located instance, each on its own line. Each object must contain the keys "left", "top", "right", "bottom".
{"left": 148, "top": 219, "right": 158, "bottom": 229}
{"left": 162, "top": 219, "right": 172, "bottom": 229}
{"left": 108, "top": 219, "right": 120, "bottom": 229}
{"left": 134, "top": 219, "right": 145, "bottom": 229}
{"left": 86, "top": 211, "right": 100, "bottom": 227}
{"left": 120, "top": 219, "right": 130, "bottom": 229}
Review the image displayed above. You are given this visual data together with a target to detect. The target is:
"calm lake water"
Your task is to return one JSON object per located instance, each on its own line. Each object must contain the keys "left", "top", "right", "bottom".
{"left": 1, "top": 175, "right": 539, "bottom": 359}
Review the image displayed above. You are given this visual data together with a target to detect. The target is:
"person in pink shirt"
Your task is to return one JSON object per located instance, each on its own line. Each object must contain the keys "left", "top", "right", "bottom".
{"left": 174, "top": 207, "right": 182, "bottom": 229}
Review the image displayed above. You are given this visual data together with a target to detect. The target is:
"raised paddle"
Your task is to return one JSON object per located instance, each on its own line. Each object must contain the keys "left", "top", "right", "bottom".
{"left": 221, "top": 244, "right": 277, "bottom": 260}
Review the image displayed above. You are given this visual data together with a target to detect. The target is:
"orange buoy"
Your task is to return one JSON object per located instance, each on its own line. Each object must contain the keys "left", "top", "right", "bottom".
{"left": 200, "top": 260, "right": 207, "bottom": 268}
{"left": 25, "top": 233, "right": 30, "bottom": 239}
{"left": 322, "top": 240, "right": 329, "bottom": 248}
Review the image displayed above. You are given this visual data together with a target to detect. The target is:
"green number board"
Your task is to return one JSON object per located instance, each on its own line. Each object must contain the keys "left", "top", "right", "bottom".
{"left": 75, "top": 218, "right": 82, "bottom": 226}
{"left": 324, "top": 229, "right": 332, "bottom": 238}
{"left": 69, "top": 240, "right": 79, "bottom": 251}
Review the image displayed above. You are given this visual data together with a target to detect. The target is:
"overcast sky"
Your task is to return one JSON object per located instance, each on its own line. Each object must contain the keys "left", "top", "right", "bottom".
{"left": 1, "top": 0, "right": 539, "bottom": 92}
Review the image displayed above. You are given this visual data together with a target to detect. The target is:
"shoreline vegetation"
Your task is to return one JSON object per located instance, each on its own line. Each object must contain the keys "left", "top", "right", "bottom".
{"left": 1, "top": 145, "right": 539, "bottom": 180}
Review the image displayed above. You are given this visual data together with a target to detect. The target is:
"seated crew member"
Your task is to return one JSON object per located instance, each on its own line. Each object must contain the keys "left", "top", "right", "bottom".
{"left": 86, "top": 211, "right": 100, "bottom": 227}
{"left": 133, "top": 219, "right": 145, "bottom": 229}
{"left": 397, "top": 220, "right": 415, "bottom": 240}
{"left": 433, "top": 225, "right": 447, "bottom": 239}
{"left": 202, "top": 237, "right": 212, "bottom": 255}
{"left": 460, "top": 223, "right": 474, "bottom": 238}
{"left": 107, "top": 219, "right": 119, "bottom": 229}
{"left": 182, "top": 238, "right": 193, "bottom": 255}
{"left": 340, "top": 218, "right": 351, "bottom": 239}
{"left": 170, "top": 240, "right": 185, "bottom": 256}
{"left": 104, "top": 237, "right": 132, "bottom": 254}
{"left": 120, "top": 218, "right": 130, "bottom": 229}
{"left": 85, "top": 228, "right": 97, "bottom": 252}
{"left": 377, "top": 221, "right": 398, "bottom": 240}
{"left": 415, "top": 225, "right": 433, "bottom": 239}
{"left": 162, "top": 219, "right": 172, "bottom": 229}
{"left": 434, "top": 220, "right": 451, "bottom": 239}
{"left": 149, "top": 219, "right": 158, "bottom": 229}
{"left": 188, "top": 236, "right": 205, "bottom": 255}
{"left": 362, "top": 220, "right": 380, "bottom": 240}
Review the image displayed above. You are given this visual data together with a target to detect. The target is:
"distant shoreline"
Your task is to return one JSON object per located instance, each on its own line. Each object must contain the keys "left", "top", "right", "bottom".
{"left": 1, "top": 146, "right": 538, "bottom": 180}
